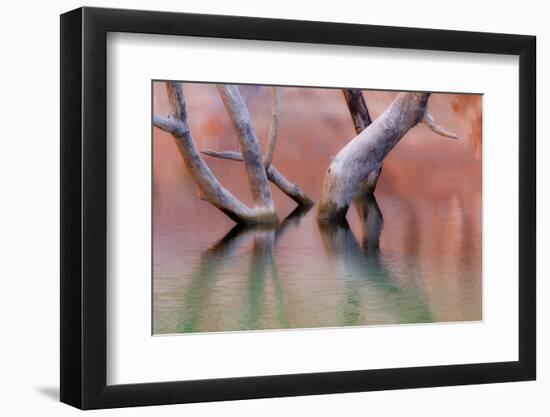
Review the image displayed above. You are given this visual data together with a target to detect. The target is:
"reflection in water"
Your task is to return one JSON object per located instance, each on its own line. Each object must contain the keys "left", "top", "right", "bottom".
{"left": 177, "top": 207, "right": 310, "bottom": 333}
{"left": 153, "top": 85, "right": 482, "bottom": 334}
{"left": 319, "top": 195, "right": 432, "bottom": 327}
{"left": 354, "top": 193, "right": 383, "bottom": 251}
{"left": 170, "top": 197, "right": 435, "bottom": 333}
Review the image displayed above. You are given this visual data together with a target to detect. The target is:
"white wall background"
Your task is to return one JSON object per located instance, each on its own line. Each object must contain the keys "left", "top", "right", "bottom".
{"left": 0, "top": 0, "right": 545, "bottom": 415}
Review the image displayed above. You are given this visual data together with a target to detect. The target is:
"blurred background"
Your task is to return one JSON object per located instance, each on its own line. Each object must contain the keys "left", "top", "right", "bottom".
{"left": 152, "top": 82, "right": 482, "bottom": 334}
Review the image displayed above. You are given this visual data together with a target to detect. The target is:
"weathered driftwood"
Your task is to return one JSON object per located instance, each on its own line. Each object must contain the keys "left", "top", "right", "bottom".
{"left": 153, "top": 82, "right": 278, "bottom": 225}
{"left": 342, "top": 88, "right": 381, "bottom": 195}
{"left": 318, "top": 92, "right": 457, "bottom": 221}
{"left": 201, "top": 149, "right": 314, "bottom": 207}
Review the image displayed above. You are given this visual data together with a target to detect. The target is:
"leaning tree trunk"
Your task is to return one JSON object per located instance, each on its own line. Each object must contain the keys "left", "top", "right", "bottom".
{"left": 318, "top": 92, "right": 457, "bottom": 222}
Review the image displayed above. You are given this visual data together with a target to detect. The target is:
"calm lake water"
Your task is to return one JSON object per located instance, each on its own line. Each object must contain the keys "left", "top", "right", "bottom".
{"left": 153, "top": 83, "right": 482, "bottom": 334}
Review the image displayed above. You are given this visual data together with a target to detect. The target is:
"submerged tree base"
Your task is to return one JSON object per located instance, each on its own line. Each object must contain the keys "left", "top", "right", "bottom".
{"left": 318, "top": 92, "right": 456, "bottom": 222}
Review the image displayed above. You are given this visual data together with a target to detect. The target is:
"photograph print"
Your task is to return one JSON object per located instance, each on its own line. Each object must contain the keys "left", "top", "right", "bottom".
{"left": 152, "top": 81, "right": 482, "bottom": 335}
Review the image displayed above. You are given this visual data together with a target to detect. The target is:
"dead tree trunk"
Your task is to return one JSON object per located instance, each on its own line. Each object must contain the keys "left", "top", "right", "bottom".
{"left": 318, "top": 92, "right": 457, "bottom": 222}
{"left": 342, "top": 89, "right": 381, "bottom": 194}
{"left": 153, "top": 82, "right": 278, "bottom": 225}
{"left": 217, "top": 85, "right": 275, "bottom": 211}
{"left": 342, "top": 88, "right": 372, "bottom": 132}
{"left": 201, "top": 87, "right": 314, "bottom": 207}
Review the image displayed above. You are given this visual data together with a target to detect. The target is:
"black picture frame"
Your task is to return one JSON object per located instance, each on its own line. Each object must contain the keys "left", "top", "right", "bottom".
{"left": 60, "top": 6, "right": 536, "bottom": 410}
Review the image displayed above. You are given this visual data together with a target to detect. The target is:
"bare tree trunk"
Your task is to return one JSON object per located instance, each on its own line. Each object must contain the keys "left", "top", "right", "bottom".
{"left": 201, "top": 85, "right": 314, "bottom": 207}
{"left": 318, "top": 92, "right": 456, "bottom": 221}
{"left": 342, "top": 89, "right": 381, "bottom": 195}
{"left": 153, "top": 82, "right": 278, "bottom": 225}
{"left": 217, "top": 85, "right": 275, "bottom": 211}
{"left": 342, "top": 88, "right": 372, "bottom": 131}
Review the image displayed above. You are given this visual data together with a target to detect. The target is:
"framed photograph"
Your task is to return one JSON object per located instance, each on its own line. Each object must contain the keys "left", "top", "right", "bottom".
{"left": 60, "top": 6, "right": 536, "bottom": 409}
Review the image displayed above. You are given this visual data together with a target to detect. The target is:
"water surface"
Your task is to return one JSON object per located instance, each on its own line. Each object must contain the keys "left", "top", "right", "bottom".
{"left": 153, "top": 83, "right": 482, "bottom": 334}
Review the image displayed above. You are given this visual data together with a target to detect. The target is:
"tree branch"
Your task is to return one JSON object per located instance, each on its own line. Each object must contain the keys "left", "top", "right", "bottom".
{"left": 152, "top": 114, "right": 179, "bottom": 134}
{"left": 421, "top": 111, "right": 458, "bottom": 139}
{"left": 264, "top": 87, "right": 280, "bottom": 169}
{"left": 319, "top": 92, "right": 458, "bottom": 221}
{"left": 153, "top": 82, "right": 277, "bottom": 225}
{"left": 342, "top": 88, "right": 372, "bottom": 132}
{"left": 201, "top": 149, "right": 243, "bottom": 161}
{"left": 202, "top": 149, "right": 314, "bottom": 207}
{"left": 166, "top": 81, "right": 188, "bottom": 122}
{"left": 319, "top": 92, "right": 430, "bottom": 221}
{"left": 342, "top": 88, "right": 381, "bottom": 195}
{"left": 267, "top": 165, "right": 314, "bottom": 207}
{"left": 217, "top": 85, "right": 275, "bottom": 210}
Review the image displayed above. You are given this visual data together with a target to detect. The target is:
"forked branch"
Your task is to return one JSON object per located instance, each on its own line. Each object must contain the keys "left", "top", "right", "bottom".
{"left": 319, "top": 92, "right": 457, "bottom": 221}
{"left": 153, "top": 82, "right": 278, "bottom": 225}
{"left": 202, "top": 149, "right": 314, "bottom": 207}
{"left": 217, "top": 85, "right": 275, "bottom": 210}
{"left": 203, "top": 86, "right": 313, "bottom": 207}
